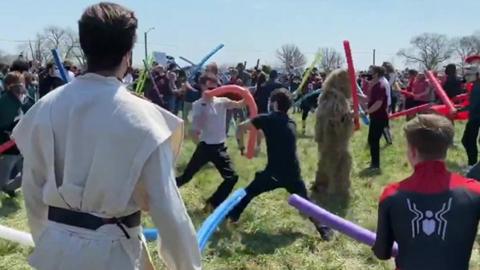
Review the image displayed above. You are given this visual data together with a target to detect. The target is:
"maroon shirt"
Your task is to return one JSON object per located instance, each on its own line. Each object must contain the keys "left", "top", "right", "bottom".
{"left": 368, "top": 81, "right": 388, "bottom": 120}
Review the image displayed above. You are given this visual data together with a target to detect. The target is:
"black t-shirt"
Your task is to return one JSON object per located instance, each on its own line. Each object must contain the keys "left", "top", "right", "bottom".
{"left": 251, "top": 112, "right": 300, "bottom": 178}
{"left": 254, "top": 81, "right": 283, "bottom": 113}
{"left": 443, "top": 77, "right": 463, "bottom": 99}
{"left": 373, "top": 161, "right": 480, "bottom": 270}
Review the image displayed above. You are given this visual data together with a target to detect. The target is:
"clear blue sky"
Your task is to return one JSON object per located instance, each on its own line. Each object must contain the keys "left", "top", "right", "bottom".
{"left": 1, "top": 0, "right": 479, "bottom": 70}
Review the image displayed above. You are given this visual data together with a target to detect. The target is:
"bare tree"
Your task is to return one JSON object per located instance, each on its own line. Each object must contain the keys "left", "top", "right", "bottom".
{"left": 276, "top": 44, "right": 306, "bottom": 71}
{"left": 319, "top": 48, "right": 344, "bottom": 73}
{"left": 451, "top": 35, "right": 480, "bottom": 69}
{"left": 28, "top": 26, "right": 81, "bottom": 65}
{"left": 397, "top": 33, "right": 453, "bottom": 70}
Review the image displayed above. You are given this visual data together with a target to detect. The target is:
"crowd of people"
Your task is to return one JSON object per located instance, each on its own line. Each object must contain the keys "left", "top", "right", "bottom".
{"left": 3, "top": 2, "right": 480, "bottom": 270}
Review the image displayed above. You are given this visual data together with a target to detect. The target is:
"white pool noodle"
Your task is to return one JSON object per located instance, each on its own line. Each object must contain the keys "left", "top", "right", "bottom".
{"left": 0, "top": 225, "right": 34, "bottom": 247}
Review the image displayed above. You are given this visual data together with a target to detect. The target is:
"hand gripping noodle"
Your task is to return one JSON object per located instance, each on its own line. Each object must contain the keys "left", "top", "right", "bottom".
{"left": 288, "top": 195, "right": 398, "bottom": 256}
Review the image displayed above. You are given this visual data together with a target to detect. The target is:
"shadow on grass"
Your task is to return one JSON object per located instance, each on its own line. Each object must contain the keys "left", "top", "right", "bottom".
{"left": 239, "top": 230, "right": 305, "bottom": 255}
{"left": 358, "top": 167, "right": 382, "bottom": 178}
{"left": 309, "top": 191, "right": 351, "bottom": 218}
{"left": 297, "top": 134, "right": 314, "bottom": 140}
{"left": 0, "top": 196, "right": 20, "bottom": 218}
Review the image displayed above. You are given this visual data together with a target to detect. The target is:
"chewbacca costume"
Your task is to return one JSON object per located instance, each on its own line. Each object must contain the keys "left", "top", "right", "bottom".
{"left": 314, "top": 69, "right": 354, "bottom": 196}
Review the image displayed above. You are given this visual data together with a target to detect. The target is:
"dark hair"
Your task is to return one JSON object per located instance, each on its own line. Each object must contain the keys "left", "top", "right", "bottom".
{"left": 199, "top": 72, "right": 218, "bottom": 86}
{"left": 269, "top": 70, "right": 278, "bottom": 80}
{"left": 270, "top": 88, "right": 292, "bottom": 113}
{"left": 370, "top": 66, "right": 385, "bottom": 77}
{"left": 408, "top": 69, "right": 418, "bottom": 76}
{"left": 256, "top": 72, "right": 267, "bottom": 87}
{"left": 382, "top": 62, "right": 394, "bottom": 73}
{"left": 10, "top": 59, "right": 29, "bottom": 73}
{"left": 445, "top": 64, "right": 457, "bottom": 77}
{"left": 79, "top": 2, "right": 138, "bottom": 71}
{"left": 404, "top": 114, "right": 454, "bottom": 160}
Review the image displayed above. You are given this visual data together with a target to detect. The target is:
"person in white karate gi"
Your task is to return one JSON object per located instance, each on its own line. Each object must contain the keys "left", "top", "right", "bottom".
{"left": 11, "top": 2, "right": 201, "bottom": 270}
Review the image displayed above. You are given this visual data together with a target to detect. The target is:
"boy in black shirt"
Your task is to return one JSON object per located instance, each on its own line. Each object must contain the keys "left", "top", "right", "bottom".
{"left": 373, "top": 114, "right": 480, "bottom": 270}
{"left": 228, "top": 88, "right": 332, "bottom": 240}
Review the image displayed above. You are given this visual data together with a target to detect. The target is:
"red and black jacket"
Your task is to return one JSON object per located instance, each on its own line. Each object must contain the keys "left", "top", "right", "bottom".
{"left": 373, "top": 161, "right": 480, "bottom": 270}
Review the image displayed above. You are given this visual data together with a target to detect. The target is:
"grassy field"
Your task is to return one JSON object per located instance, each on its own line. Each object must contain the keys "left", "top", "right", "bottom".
{"left": 1, "top": 113, "right": 479, "bottom": 270}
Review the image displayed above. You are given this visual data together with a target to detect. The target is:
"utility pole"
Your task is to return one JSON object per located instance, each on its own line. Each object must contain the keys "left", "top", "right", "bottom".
{"left": 144, "top": 27, "right": 155, "bottom": 61}
{"left": 373, "top": 49, "right": 376, "bottom": 66}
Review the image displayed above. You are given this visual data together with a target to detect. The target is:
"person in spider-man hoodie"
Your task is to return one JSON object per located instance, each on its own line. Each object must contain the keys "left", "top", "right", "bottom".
{"left": 373, "top": 114, "right": 480, "bottom": 270}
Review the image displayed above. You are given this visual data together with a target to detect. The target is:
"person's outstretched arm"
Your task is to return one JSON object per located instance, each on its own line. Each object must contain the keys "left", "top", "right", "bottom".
{"left": 372, "top": 196, "right": 394, "bottom": 260}
{"left": 137, "top": 142, "right": 201, "bottom": 270}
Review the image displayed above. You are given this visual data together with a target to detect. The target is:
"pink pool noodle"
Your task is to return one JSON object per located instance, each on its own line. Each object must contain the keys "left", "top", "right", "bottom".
{"left": 425, "top": 71, "right": 455, "bottom": 114}
{"left": 343, "top": 40, "right": 360, "bottom": 131}
{"left": 288, "top": 194, "right": 398, "bottom": 257}
{"left": 389, "top": 103, "right": 431, "bottom": 119}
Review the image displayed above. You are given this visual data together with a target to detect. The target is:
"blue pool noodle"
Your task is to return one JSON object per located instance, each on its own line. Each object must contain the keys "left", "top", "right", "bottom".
{"left": 142, "top": 188, "right": 247, "bottom": 252}
{"left": 51, "top": 49, "right": 69, "bottom": 82}
{"left": 188, "top": 44, "right": 225, "bottom": 81}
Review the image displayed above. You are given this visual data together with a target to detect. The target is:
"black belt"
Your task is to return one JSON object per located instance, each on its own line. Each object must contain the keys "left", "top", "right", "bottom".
{"left": 48, "top": 206, "right": 141, "bottom": 239}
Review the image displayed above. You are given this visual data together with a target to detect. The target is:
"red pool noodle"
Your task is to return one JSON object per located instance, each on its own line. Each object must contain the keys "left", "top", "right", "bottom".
{"left": 288, "top": 194, "right": 398, "bottom": 257}
{"left": 389, "top": 103, "right": 431, "bottom": 119}
{"left": 425, "top": 71, "right": 456, "bottom": 114}
{"left": 205, "top": 85, "right": 258, "bottom": 159}
{"left": 0, "top": 140, "right": 15, "bottom": 154}
{"left": 343, "top": 40, "right": 360, "bottom": 131}
{"left": 465, "top": 55, "right": 480, "bottom": 64}
{"left": 430, "top": 104, "right": 469, "bottom": 121}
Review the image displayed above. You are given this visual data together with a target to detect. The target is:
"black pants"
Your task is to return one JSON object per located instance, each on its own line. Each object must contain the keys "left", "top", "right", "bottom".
{"left": 462, "top": 118, "right": 480, "bottom": 166}
{"left": 368, "top": 118, "right": 387, "bottom": 168}
{"left": 382, "top": 119, "right": 392, "bottom": 144}
{"left": 228, "top": 170, "right": 309, "bottom": 221}
{"left": 177, "top": 142, "right": 238, "bottom": 207}
{"left": 390, "top": 95, "right": 398, "bottom": 114}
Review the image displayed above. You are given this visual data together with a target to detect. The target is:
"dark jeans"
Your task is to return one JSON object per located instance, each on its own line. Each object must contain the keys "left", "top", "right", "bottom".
{"left": 462, "top": 118, "right": 480, "bottom": 166}
{"left": 369, "top": 118, "right": 387, "bottom": 168}
{"left": 228, "top": 170, "right": 308, "bottom": 221}
{"left": 177, "top": 142, "right": 238, "bottom": 207}
{"left": 382, "top": 119, "right": 392, "bottom": 144}
{"left": 0, "top": 155, "right": 22, "bottom": 193}
{"left": 390, "top": 94, "right": 398, "bottom": 114}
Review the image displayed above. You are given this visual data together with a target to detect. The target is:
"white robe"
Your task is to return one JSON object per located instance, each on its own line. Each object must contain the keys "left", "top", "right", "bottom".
{"left": 12, "top": 73, "right": 202, "bottom": 270}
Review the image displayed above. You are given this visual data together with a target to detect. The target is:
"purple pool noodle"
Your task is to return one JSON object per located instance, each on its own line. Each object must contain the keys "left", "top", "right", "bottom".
{"left": 288, "top": 194, "right": 398, "bottom": 256}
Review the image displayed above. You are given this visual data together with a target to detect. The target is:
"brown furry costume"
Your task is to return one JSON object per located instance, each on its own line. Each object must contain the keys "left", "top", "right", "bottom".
{"left": 314, "top": 69, "right": 354, "bottom": 196}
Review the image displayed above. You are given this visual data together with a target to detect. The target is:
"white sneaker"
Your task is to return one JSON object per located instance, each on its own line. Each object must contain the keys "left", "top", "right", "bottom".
{"left": 463, "top": 165, "right": 474, "bottom": 175}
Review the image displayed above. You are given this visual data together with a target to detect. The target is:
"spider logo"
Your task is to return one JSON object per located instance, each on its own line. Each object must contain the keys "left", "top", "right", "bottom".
{"left": 407, "top": 198, "right": 452, "bottom": 240}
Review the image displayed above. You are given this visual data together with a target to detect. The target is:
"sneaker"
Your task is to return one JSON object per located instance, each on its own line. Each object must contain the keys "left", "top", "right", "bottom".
{"left": 463, "top": 165, "right": 474, "bottom": 175}
{"left": 316, "top": 225, "right": 334, "bottom": 241}
{"left": 3, "top": 189, "right": 16, "bottom": 198}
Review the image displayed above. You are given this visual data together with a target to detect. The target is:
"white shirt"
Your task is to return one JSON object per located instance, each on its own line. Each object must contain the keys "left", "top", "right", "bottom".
{"left": 123, "top": 73, "right": 134, "bottom": 84}
{"left": 192, "top": 96, "right": 231, "bottom": 144}
{"left": 12, "top": 73, "right": 201, "bottom": 270}
{"left": 380, "top": 76, "right": 391, "bottom": 107}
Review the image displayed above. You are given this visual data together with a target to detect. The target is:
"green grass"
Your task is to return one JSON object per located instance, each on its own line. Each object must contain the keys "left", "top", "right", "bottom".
{"left": 1, "top": 114, "right": 479, "bottom": 270}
